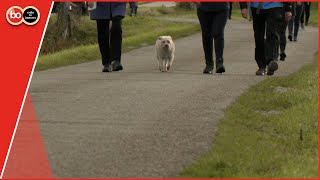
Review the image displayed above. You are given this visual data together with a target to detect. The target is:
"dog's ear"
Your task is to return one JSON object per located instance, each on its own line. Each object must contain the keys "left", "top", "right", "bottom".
{"left": 167, "top": 36, "right": 172, "bottom": 40}
{"left": 158, "top": 37, "right": 163, "bottom": 40}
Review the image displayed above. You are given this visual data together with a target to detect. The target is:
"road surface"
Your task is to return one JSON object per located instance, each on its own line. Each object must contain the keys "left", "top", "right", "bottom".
{"left": 30, "top": 19, "right": 318, "bottom": 178}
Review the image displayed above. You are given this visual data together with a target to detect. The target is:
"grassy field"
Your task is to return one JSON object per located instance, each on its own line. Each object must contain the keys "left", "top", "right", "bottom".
{"left": 180, "top": 54, "right": 318, "bottom": 178}
{"left": 37, "top": 16, "right": 200, "bottom": 71}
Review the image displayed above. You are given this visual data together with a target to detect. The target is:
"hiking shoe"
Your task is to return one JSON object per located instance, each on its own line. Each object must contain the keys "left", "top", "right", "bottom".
{"left": 288, "top": 35, "right": 293, "bottom": 41}
{"left": 256, "top": 68, "right": 266, "bottom": 76}
{"left": 203, "top": 65, "right": 213, "bottom": 74}
{"left": 102, "top": 64, "right": 112, "bottom": 72}
{"left": 280, "top": 53, "right": 286, "bottom": 61}
{"left": 267, "top": 60, "right": 278, "bottom": 75}
{"left": 216, "top": 64, "right": 225, "bottom": 73}
{"left": 111, "top": 61, "right": 123, "bottom": 71}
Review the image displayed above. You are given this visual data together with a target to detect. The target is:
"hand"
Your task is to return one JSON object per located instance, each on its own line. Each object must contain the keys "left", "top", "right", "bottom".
{"left": 241, "top": 9, "right": 248, "bottom": 19}
{"left": 285, "top": 12, "right": 292, "bottom": 22}
{"left": 87, "top": 2, "right": 96, "bottom": 11}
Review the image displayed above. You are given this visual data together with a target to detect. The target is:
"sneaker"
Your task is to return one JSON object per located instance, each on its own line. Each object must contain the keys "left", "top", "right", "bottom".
{"left": 102, "top": 64, "right": 112, "bottom": 72}
{"left": 288, "top": 35, "right": 293, "bottom": 41}
{"left": 267, "top": 60, "right": 278, "bottom": 75}
{"left": 293, "top": 37, "right": 297, "bottom": 42}
{"left": 256, "top": 68, "right": 266, "bottom": 76}
{"left": 280, "top": 53, "right": 286, "bottom": 61}
{"left": 111, "top": 61, "right": 123, "bottom": 71}
{"left": 301, "top": 23, "right": 305, "bottom": 30}
{"left": 203, "top": 65, "right": 213, "bottom": 74}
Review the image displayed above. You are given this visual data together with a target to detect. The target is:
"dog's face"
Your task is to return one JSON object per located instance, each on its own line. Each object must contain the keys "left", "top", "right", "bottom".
{"left": 158, "top": 36, "right": 173, "bottom": 50}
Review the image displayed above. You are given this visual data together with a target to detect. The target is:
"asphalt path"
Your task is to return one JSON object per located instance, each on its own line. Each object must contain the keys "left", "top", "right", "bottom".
{"left": 30, "top": 19, "right": 318, "bottom": 178}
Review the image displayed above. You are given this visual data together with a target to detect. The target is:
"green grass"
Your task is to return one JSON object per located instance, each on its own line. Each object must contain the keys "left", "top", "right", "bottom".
{"left": 159, "top": 8, "right": 197, "bottom": 18}
{"left": 180, "top": 54, "right": 318, "bottom": 178}
{"left": 308, "top": 2, "right": 318, "bottom": 26}
{"left": 138, "top": 2, "right": 148, "bottom": 5}
{"left": 36, "top": 17, "right": 200, "bottom": 71}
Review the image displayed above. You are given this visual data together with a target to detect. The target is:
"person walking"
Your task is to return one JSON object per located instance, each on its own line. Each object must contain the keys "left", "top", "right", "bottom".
{"left": 196, "top": 2, "right": 229, "bottom": 74}
{"left": 300, "top": 3, "right": 305, "bottom": 30}
{"left": 288, "top": 2, "right": 303, "bottom": 42}
{"left": 240, "top": 2, "right": 292, "bottom": 76}
{"left": 248, "top": 2, "right": 253, "bottom": 21}
{"left": 278, "top": 6, "right": 289, "bottom": 61}
{"left": 89, "top": 2, "right": 136, "bottom": 72}
{"left": 129, "top": 2, "right": 138, "bottom": 16}
{"left": 304, "top": 2, "right": 311, "bottom": 26}
{"left": 229, "top": 2, "right": 233, "bottom": 19}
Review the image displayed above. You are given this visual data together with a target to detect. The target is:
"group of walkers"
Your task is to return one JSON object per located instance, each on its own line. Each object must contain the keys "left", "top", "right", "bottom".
{"left": 88, "top": 2, "right": 312, "bottom": 76}
{"left": 288, "top": 2, "right": 312, "bottom": 42}
{"left": 198, "top": 2, "right": 312, "bottom": 75}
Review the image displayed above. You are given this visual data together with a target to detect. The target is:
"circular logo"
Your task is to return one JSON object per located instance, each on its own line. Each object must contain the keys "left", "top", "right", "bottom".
{"left": 23, "top": 6, "right": 40, "bottom": 25}
{"left": 6, "top": 6, "right": 24, "bottom": 25}
{"left": 6, "top": 6, "right": 40, "bottom": 26}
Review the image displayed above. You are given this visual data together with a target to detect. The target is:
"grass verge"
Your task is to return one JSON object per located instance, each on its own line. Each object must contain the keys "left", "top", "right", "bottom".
{"left": 308, "top": 2, "right": 318, "bottom": 26}
{"left": 180, "top": 54, "right": 318, "bottom": 178}
{"left": 36, "top": 17, "right": 199, "bottom": 71}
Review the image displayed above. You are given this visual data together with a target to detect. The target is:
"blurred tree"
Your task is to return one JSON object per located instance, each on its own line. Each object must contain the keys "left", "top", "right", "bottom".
{"left": 55, "top": 2, "right": 83, "bottom": 39}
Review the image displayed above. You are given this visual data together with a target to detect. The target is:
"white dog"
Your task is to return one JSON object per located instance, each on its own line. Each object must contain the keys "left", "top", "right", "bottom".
{"left": 155, "top": 36, "right": 175, "bottom": 72}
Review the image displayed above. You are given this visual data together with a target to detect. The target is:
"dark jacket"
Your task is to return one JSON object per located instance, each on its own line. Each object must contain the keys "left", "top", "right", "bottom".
{"left": 90, "top": 2, "right": 136, "bottom": 20}
{"left": 197, "top": 2, "right": 229, "bottom": 12}
{"left": 239, "top": 2, "right": 293, "bottom": 13}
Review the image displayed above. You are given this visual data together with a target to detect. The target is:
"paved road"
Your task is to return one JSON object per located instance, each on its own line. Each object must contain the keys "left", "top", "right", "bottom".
{"left": 139, "top": 2, "right": 176, "bottom": 7}
{"left": 30, "top": 19, "right": 318, "bottom": 178}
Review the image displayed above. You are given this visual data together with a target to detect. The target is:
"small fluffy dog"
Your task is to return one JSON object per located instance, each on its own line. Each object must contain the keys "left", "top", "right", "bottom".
{"left": 155, "top": 36, "right": 175, "bottom": 72}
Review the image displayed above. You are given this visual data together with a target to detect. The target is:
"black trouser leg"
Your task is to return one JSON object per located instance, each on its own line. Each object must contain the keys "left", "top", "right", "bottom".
{"left": 265, "top": 8, "right": 282, "bottom": 64}
{"left": 279, "top": 10, "right": 287, "bottom": 54}
{"left": 279, "top": 23, "right": 287, "bottom": 54}
{"left": 305, "top": 3, "right": 311, "bottom": 24}
{"left": 197, "top": 10, "right": 214, "bottom": 67}
{"left": 110, "top": 16, "right": 123, "bottom": 63}
{"left": 212, "top": 10, "right": 228, "bottom": 64}
{"left": 288, "top": 16, "right": 294, "bottom": 35}
{"left": 97, "top": 19, "right": 111, "bottom": 66}
{"left": 294, "top": 5, "right": 303, "bottom": 38}
{"left": 301, "top": 7, "right": 305, "bottom": 25}
{"left": 134, "top": 7, "right": 138, "bottom": 15}
{"left": 229, "top": 2, "right": 232, "bottom": 19}
{"left": 252, "top": 8, "right": 267, "bottom": 69}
